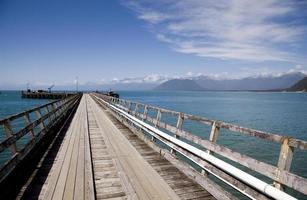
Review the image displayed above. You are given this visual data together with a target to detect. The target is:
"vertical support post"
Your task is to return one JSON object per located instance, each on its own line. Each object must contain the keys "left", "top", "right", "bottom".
{"left": 61, "top": 101, "right": 67, "bottom": 115}
{"left": 35, "top": 109, "right": 46, "bottom": 131}
{"left": 152, "top": 108, "right": 161, "bottom": 142}
{"left": 207, "top": 121, "right": 220, "bottom": 154}
{"left": 134, "top": 103, "right": 139, "bottom": 116}
{"left": 171, "top": 112, "right": 184, "bottom": 154}
{"left": 143, "top": 105, "right": 148, "bottom": 121}
{"left": 47, "top": 105, "right": 53, "bottom": 122}
{"left": 45, "top": 106, "right": 51, "bottom": 125}
{"left": 52, "top": 103, "right": 58, "bottom": 119}
{"left": 155, "top": 109, "right": 161, "bottom": 127}
{"left": 202, "top": 121, "right": 219, "bottom": 175}
{"left": 56, "top": 101, "right": 63, "bottom": 114}
{"left": 57, "top": 101, "right": 64, "bottom": 116}
{"left": 3, "top": 120, "right": 17, "bottom": 155}
{"left": 24, "top": 112, "right": 35, "bottom": 138}
{"left": 273, "top": 137, "right": 294, "bottom": 190}
{"left": 127, "top": 101, "right": 132, "bottom": 113}
{"left": 175, "top": 112, "right": 184, "bottom": 135}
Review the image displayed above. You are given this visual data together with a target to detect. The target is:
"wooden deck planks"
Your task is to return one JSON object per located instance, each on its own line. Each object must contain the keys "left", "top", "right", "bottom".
{"left": 87, "top": 94, "right": 181, "bottom": 200}
{"left": 21, "top": 94, "right": 216, "bottom": 199}
{"left": 94, "top": 96, "right": 215, "bottom": 200}
{"left": 86, "top": 99, "right": 129, "bottom": 200}
{"left": 42, "top": 95, "right": 95, "bottom": 200}
{"left": 42, "top": 105, "right": 81, "bottom": 200}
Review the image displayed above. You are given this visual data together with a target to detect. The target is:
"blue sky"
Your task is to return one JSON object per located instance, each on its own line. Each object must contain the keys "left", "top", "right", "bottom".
{"left": 1, "top": 0, "right": 307, "bottom": 89}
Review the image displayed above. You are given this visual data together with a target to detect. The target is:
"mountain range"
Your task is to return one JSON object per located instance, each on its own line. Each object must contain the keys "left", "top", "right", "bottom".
{"left": 154, "top": 72, "right": 306, "bottom": 91}
{"left": 154, "top": 79, "right": 204, "bottom": 91}
{"left": 2, "top": 72, "right": 306, "bottom": 91}
{"left": 288, "top": 77, "right": 307, "bottom": 92}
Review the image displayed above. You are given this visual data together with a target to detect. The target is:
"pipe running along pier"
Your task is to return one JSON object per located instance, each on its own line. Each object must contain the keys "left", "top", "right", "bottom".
{"left": 0, "top": 93, "right": 306, "bottom": 199}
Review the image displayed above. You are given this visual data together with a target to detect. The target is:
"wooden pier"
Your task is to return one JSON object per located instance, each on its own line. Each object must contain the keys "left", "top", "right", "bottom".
{"left": 0, "top": 93, "right": 306, "bottom": 199}
{"left": 21, "top": 91, "right": 75, "bottom": 99}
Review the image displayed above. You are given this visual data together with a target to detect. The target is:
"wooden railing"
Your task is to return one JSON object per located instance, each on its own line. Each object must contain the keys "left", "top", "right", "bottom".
{"left": 93, "top": 93, "right": 307, "bottom": 199}
{"left": 0, "top": 94, "right": 81, "bottom": 182}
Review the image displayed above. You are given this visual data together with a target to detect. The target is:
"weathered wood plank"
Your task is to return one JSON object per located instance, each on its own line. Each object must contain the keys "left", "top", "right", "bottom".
{"left": 274, "top": 137, "right": 294, "bottom": 190}
{"left": 83, "top": 95, "right": 95, "bottom": 200}
{"left": 102, "top": 94, "right": 307, "bottom": 150}
{"left": 3, "top": 120, "right": 17, "bottom": 155}
{"left": 0, "top": 96, "right": 79, "bottom": 186}
{"left": 43, "top": 96, "right": 84, "bottom": 200}
{"left": 23, "top": 113, "right": 35, "bottom": 138}
{"left": 88, "top": 94, "right": 181, "bottom": 200}
{"left": 0, "top": 100, "right": 61, "bottom": 125}
{"left": 92, "top": 95, "right": 224, "bottom": 200}
{"left": 62, "top": 109, "right": 82, "bottom": 200}
{"left": 140, "top": 114, "right": 307, "bottom": 194}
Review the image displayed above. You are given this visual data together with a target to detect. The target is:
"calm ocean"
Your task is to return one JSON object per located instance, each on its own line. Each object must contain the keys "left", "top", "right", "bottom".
{"left": 1, "top": 90, "right": 306, "bottom": 198}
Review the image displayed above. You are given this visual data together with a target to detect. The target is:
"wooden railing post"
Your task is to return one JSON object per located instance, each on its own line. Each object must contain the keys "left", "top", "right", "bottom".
{"left": 171, "top": 112, "right": 184, "bottom": 154}
{"left": 57, "top": 101, "right": 64, "bottom": 114}
{"left": 127, "top": 101, "right": 132, "bottom": 113}
{"left": 176, "top": 112, "right": 184, "bottom": 135}
{"left": 23, "top": 112, "right": 35, "bottom": 138}
{"left": 45, "top": 106, "right": 51, "bottom": 125}
{"left": 3, "top": 120, "right": 17, "bottom": 155}
{"left": 143, "top": 105, "right": 148, "bottom": 121}
{"left": 134, "top": 103, "right": 139, "bottom": 116}
{"left": 61, "top": 101, "right": 67, "bottom": 114}
{"left": 152, "top": 109, "right": 161, "bottom": 142}
{"left": 274, "top": 137, "right": 294, "bottom": 190}
{"left": 155, "top": 109, "right": 161, "bottom": 127}
{"left": 52, "top": 103, "right": 58, "bottom": 118}
{"left": 207, "top": 121, "right": 220, "bottom": 154}
{"left": 35, "top": 109, "right": 46, "bottom": 131}
{"left": 202, "top": 121, "right": 219, "bottom": 175}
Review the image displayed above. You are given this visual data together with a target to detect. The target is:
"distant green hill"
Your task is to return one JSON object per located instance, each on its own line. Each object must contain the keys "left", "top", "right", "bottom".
{"left": 154, "top": 79, "right": 205, "bottom": 91}
{"left": 288, "top": 77, "right": 307, "bottom": 91}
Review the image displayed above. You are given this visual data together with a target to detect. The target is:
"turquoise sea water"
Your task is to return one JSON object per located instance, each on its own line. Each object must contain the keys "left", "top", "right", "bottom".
{"left": 0, "top": 90, "right": 306, "bottom": 198}
{"left": 0, "top": 91, "right": 50, "bottom": 166}
{"left": 0, "top": 91, "right": 50, "bottom": 119}
{"left": 118, "top": 91, "right": 307, "bottom": 198}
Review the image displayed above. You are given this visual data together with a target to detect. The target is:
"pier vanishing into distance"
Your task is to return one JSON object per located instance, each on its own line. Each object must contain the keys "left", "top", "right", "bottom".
{"left": 0, "top": 93, "right": 306, "bottom": 200}
{"left": 21, "top": 90, "right": 75, "bottom": 99}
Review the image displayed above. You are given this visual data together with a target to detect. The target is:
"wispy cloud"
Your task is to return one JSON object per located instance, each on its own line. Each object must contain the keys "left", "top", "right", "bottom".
{"left": 109, "top": 74, "right": 171, "bottom": 84}
{"left": 2, "top": 68, "right": 306, "bottom": 90}
{"left": 124, "top": 0, "right": 307, "bottom": 62}
{"left": 99, "top": 66, "right": 307, "bottom": 85}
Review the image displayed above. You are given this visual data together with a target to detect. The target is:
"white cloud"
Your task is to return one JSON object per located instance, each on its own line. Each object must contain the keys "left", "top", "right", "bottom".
{"left": 287, "top": 64, "right": 307, "bottom": 74}
{"left": 124, "top": 0, "right": 307, "bottom": 62}
{"left": 124, "top": 1, "right": 171, "bottom": 24}
{"left": 186, "top": 71, "right": 193, "bottom": 77}
{"left": 105, "top": 74, "right": 171, "bottom": 85}
{"left": 138, "top": 12, "right": 169, "bottom": 24}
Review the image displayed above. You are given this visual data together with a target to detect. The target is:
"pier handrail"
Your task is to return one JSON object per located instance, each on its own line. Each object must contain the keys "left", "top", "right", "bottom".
{"left": 0, "top": 100, "right": 62, "bottom": 125}
{"left": 0, "top": 94, "right": 81, "bottom": 182}
{"left": 92, "top": 93, "right": 307, "bottom": 199}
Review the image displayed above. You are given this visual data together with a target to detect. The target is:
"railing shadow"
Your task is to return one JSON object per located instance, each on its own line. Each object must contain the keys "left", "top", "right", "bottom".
{"left": 20, "top": 100, "right": 79, "bottom": 199}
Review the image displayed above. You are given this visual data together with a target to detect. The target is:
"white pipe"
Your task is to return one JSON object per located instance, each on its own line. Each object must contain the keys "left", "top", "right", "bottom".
{"left": 96, "top": 96, "right": 297, "bottom": 200}
{"left": 144, "top": 126, "right": 257, "bottom": 200}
